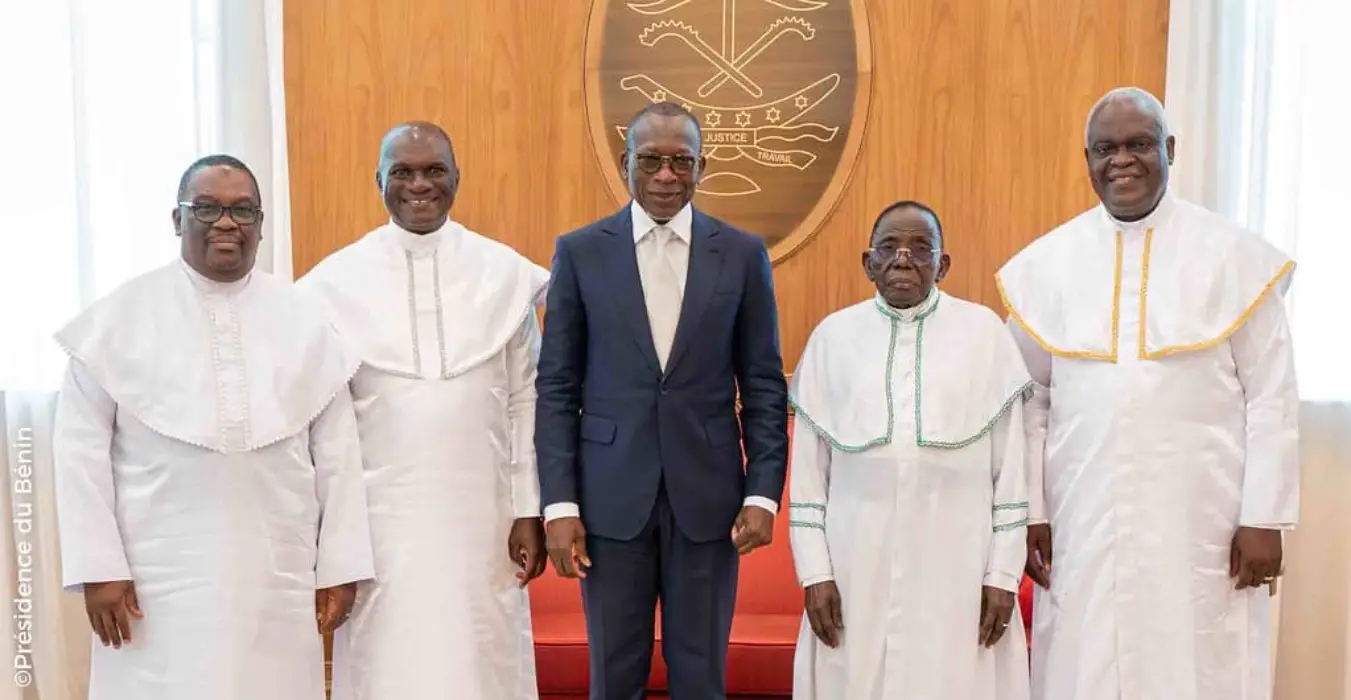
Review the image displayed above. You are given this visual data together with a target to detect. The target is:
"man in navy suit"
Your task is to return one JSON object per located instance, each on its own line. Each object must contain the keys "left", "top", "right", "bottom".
{"left": 535, "top": 102, "right": 789, "bottom": 699}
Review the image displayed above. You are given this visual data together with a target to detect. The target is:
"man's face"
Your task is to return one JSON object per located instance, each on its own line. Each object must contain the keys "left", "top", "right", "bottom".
{"left": 1085, "top": 99, "right": 1175, "bottom": 221}
{"left": 621, "top": 115, "right": 705, "bottom": 222}
{"left": 174, "top": 166, "right": 262, "bottom": 282}
{"left": 377, "top": 131, "right": 458, "bottom": 233}
{"left": 862, "top": 206, "right": 949, "bottom": 309}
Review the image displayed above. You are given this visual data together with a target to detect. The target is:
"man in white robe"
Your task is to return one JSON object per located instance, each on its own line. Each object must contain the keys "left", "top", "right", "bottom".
{"left": 52, "top": 154, "right": 376, "bottom": 700}
{"left": 789, "top": 201, "right": 1032, "bottom": 700}
{"left": 297, "top": 122, "right": 551, "bottom": 700}
{"left": 998, "top": 87, "right": 1300, "bottom": 700}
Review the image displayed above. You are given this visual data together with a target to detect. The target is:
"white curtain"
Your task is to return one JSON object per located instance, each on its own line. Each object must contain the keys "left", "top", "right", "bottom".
{"left": 0, "top": 1, "right": 292, "bottom": 697}
{"left": 1165, "top": 1, "right": 1351, "bottom": 698}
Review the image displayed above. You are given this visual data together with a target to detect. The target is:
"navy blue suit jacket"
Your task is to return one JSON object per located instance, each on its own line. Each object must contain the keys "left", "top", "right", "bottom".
{"left": 535, "top": 205, "right": 789, "bottom": 543}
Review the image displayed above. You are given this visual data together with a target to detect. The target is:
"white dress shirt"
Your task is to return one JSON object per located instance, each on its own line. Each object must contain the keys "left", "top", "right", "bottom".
{"left": 543, "top": 202, "right": 778, "bottom": 523}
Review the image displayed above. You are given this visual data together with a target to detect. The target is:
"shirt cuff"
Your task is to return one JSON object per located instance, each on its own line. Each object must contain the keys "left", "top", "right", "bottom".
{"left": 982, "top": 570, "right": 1022, "bottom": 593}
{"left": 801, "top": 574, "right": 835, "bottom": 588}
{"left": 743, "top": 496, "right": 778, "bottom": 515}
{"left": 543, "top": 502, "right": 580, "bottom": 524}
{"left": 1238, "top": 522, "right": 1296, "bottom": 532}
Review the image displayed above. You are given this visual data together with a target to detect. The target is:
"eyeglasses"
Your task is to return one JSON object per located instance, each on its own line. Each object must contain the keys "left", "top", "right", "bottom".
{"left": 178, "top": 201, "right": 261, "bottom": 225}
{"left": 867, "top": 245, "right": 940, "bottom": 267}
{"left": 632, "top": 154, "right": 698, "bottom": 175}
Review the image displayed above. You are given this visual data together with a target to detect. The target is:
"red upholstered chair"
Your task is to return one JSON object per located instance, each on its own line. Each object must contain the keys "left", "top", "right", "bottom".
{"left": 528, "top": 568, "right": 590, "bottom": 695}
{"left": 1019, "top": 575, "right": 1034, "bottom": 642}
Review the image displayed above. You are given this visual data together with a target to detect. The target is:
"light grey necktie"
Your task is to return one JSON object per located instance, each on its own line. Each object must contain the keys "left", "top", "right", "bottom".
{"left": 641, "top": 225, "right": 683, "bottom": 370}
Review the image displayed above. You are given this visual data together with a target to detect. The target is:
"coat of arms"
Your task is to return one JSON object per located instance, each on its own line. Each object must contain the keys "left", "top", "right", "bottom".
{"left": 584, "top": 0, "right": 873, "bottom": 261}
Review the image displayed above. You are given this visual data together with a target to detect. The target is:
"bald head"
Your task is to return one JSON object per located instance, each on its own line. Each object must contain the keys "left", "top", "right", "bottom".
{"left": 1085, "top": 87, "right": 1170, "bottom": 147}
{"left": 378, "top": 121, "right": 455, "bottom": 171}
{"left": 1083, "top": 87, "right": 1175, "bottom": 222}
{"left": 375, "top": 121, "right": 459, "bottom": 233}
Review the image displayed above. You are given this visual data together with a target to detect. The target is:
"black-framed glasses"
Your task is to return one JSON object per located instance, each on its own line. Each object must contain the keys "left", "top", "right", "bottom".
{"left": 178, "top": 201, "right": 261, "bottom": 225}
{"left": 867, "top": 245, "right": 940, "bottom": 267}
{"left": 632, "top": 154, "right": 697, "bottom": 175}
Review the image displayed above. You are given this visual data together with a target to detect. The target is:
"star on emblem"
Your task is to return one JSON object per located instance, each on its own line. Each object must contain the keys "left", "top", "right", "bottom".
{"left": 652, "top": 90, "right": 667, "bottom": 102}
{"left": 706, "top": 110, "right": 722, "bottom": 127}
{"left": 794, "top": 95, "right": 810, "bottom": 110}
{"left": 735, "top": 111, "right": 752, "bottom": 127}
{"left": 765, "top": 107, "right": 781, "bottom": 123}
{"left": 681, "top": 102, "right": 693, "bottom": 112}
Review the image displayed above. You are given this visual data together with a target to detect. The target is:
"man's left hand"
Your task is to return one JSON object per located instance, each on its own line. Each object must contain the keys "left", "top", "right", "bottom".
{"left": 315, "top": 582, "right": 357, "bottom": 634}
{"left": 731, "top": 506, "right": 773, "bottom": 555}
{"left": 509, "top": 517, "right": 547, "bottom": 587}
{"left": 1231, "top": 526, "right": 1283, "bottom": 590}
{"left": 978, "top": 585, "right": 1015, "bottom": 648}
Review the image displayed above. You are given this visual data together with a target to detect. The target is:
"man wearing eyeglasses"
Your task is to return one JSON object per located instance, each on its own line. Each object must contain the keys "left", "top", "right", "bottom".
{"left": 535, "top": 102, "right": 789, "bottom": 699}
{"left": 788, "top": 201, "right": 1032, "bottom": 700}
{"left": 297, "top": 122, "right": 551, "bottom": 700}
{"left": 51, "top": 154, "right": 375, "bottom": 700}
{"left": 998, "top": 87, "right": 1299, "bottom": 700}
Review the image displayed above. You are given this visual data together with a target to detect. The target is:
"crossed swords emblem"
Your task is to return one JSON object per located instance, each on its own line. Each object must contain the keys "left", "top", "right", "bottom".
{"left": 629, "top": 0, "right": 826, "bottom": 99}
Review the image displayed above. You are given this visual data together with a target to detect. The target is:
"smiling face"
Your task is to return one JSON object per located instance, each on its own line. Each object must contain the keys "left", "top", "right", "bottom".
{"left": 174, "top": 165, "right": 262, "bottom": 282}
{"left": 621, "top": 113, "right": 705, "bottom": 223}
{"left": 376, "top": 127, "right": 459, "bottom": 233}
{"left": 862, "top": 205, "right": 950, "bottom": 308}
{"left": 1085, "top": 98, "right": 1175, "bottom": 221}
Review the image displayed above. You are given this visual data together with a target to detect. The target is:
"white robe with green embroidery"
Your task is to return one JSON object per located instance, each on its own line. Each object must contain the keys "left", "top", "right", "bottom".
{"left": 787, "top": 290, "right": 1033, "bottom": 700}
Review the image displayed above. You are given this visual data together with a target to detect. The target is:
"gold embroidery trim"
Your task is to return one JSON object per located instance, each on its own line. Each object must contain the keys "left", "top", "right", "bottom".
{"left": 996, "top": 231, "right": 1123, "bottom": 363}
{"left": 1137, "top": 226, "right": 1295, "bottom": 359}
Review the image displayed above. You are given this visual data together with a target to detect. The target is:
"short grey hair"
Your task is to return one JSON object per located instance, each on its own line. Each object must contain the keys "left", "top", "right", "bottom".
{"left": 1084, "top": 87, "right": 1172, "bottom": 147}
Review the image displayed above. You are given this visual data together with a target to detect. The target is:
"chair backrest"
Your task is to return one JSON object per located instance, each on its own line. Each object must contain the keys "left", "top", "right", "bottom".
{"left": 732, "top": 416, "right": 802, "bottom": 616}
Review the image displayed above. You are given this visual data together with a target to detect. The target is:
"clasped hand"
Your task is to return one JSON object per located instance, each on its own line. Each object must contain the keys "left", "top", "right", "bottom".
{"left": 509, "top": 516, "right": 547, "bottom": 586}
{"left": 83, "top": 580, "right": 142, "bottom": 649}
{"left": 1231, "top": 526, "right": 1282, "bottom": 590}
{"left": 315, "top": 582, "right": 357, "bottom": 634}
{"left": 731, "top": 505, "right": 773, "bottom": 555}
{"left": 978, "top": 586, "right": 1015, "bottom": 648}
{"left": 545, "top": 516, "right": 591, "bottom": 579}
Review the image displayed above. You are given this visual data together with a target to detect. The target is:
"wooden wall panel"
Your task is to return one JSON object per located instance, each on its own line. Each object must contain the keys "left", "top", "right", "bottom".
{"left": 283, "top": 0, "right": 1169, "bottom": 373}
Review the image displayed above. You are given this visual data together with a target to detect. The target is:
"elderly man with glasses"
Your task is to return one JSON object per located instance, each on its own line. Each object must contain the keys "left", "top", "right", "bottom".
{"left": 51, "top": 154, "right": 375, "bottom": 700}
{"left": 788, "top": 200, "right": 1033, "bottom": 700}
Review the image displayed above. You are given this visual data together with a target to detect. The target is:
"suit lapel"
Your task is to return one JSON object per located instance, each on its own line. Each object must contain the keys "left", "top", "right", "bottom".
{"left": 599, "top": 207, "right": 663, "bottom": 376}
{"left": 665, "top": 210, "right": 723, "bottom": 376}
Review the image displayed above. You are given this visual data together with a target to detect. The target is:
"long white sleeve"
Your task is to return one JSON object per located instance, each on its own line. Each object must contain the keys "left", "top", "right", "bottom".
{"left": 52, "top": 359, "right": 132, "bottom": 590}
{"left": 309, "top": 384, "right": 377, "bottom": 588}
{"left": 507, "top": 314, "right": 543, "bottom": 519}
{"left": 1008, "top": 320, "right": 1051, "bottom": 525}
{"left": 788, "top": 416, "right": 834, "bottom": 587}
{"left": 1229, "top": 291, "right": 1300, "bottom": 530}
{"left": 985, "top": 400, "right": 1029, "bottom": 593}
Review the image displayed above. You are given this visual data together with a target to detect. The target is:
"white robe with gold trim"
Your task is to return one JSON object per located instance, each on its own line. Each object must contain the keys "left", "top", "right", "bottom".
{"left": 297, "top": 220, "right": 550, "bottom": 700}
{"left": 52, "top": 260, "right": 375, "bottom": 700}
{"left": 788, "top": 291, "right": 1033, "bottom": 700}
{"left": 997, "top": 194, "right": 1300, "bottom": 700}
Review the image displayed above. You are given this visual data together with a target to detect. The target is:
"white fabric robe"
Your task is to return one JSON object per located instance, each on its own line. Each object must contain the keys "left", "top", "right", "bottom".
{"left": 788, "top": 291, "right": 1033, "bottom": 700}
{"left": 997, "top": 193, "right": 1300, "bottom": 700}
{"left": 297, "top": 220, "right": 550, "bottom": 700}
{"left": 51, "top": 260, "right": 376, "bottom": 700}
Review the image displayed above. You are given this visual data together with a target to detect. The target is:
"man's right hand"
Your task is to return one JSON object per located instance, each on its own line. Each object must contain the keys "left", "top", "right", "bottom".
{"left": 544, "top": 516, "right": 591, "bottom": 579}
{"left": 84, "top": 580, "right": 142, "bottom": 648}
{"left": 804, "top": 581, "right": 844, "bottom": 648}
{"left": 1025, "top": 523, "right": 1053, "bottom": 588}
